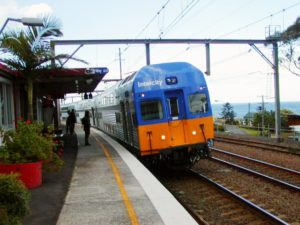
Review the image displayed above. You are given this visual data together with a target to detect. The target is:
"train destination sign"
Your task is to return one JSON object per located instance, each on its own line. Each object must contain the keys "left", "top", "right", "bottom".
{"left": 85, "top": 67, "right": 109, "bottom": 75}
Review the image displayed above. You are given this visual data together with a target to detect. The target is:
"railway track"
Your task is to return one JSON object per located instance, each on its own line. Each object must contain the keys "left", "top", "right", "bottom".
{"left": 158, "top": 169, "right": 288, "bottom": 225}
{"left": 211, "top": 147, "right": 300, "bottom": 190}
{"left": 192, "top": 156, "right": 300, "bottom": 224}
{"left": 155, "top": 136, "right": 300, "bottom": 224}
{"left": 215, "top": 135, "right": 300, "bottom": 155}
{"left": 190, "top": 169, "right": 290, "bottom": 225}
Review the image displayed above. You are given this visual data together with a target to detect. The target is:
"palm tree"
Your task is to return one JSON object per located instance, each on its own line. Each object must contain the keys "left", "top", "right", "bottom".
{"left": 0, "top": 15, "right": 86, "bottom": 121}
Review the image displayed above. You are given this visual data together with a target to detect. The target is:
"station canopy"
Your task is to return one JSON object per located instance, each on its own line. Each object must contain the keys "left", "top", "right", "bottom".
{"left": 34, "top": 67, "right": 109, "bottom": 99}
{"left": 0, "top": 64, "right": 109, "bottom": 99}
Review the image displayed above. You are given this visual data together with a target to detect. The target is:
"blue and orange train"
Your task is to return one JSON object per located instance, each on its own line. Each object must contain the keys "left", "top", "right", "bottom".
{"left": 63, "top": 62, "right": 214, "bottom": 168}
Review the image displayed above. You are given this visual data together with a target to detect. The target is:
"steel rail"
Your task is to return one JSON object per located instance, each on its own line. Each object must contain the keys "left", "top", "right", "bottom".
{"left": 211, "top": 147, "right": 300, "bottom": 175}
{"left": 210, "top": 157, "right": 300, "bottom": 192}
{"left": 215, "top": 137, "right": 300, "bottom": 155}
{"left": 190, "top": 169, "right": 290, "bottom": 225}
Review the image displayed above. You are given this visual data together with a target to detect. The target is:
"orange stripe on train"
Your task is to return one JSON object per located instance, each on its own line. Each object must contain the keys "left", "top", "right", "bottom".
{"left": 137, "top": 116, "right": 214, "bottom": 154}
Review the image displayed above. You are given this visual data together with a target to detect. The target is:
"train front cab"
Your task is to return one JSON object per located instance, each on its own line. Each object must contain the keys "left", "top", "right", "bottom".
{"left": 135, "top": 83, "right": 214, "bottom": 166}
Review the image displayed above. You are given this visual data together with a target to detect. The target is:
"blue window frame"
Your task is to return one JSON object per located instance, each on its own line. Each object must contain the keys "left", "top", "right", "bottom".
{"left": 140, "top": 100, "right": 163, "bottom": 121}
{"left": 188, "top": 93, "right": 209, "bottom": 114}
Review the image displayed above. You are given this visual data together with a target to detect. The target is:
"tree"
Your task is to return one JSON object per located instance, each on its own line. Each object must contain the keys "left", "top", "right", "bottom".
{"left": 280, "top": 17, "right": 300, "bottom": 76}
{"left": 253, "top": 108, "right": 294, "bottom": 132}
{"left": 253, "top": 110, "right": 275, "bottom": 129}
{"left": 220, "top": 102, "right": 236, "bottom": 124}
{"left": 0, "top": 15, "right": 86, "bottom": 121}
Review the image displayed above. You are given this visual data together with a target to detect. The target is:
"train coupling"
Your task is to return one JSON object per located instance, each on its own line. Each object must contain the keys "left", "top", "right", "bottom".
{"left": 207, "top": 138, "right": 214, "bottom": 147}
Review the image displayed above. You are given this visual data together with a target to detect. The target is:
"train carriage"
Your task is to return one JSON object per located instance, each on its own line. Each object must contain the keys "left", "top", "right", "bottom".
{"left": 68, "top": 62, "right": 214, "bottom": 168}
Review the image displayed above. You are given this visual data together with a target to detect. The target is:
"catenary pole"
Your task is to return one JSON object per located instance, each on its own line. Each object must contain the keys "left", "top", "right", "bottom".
{"left": 118, "top": 48, "right": 123, "bottom": 80}
{"left": 51, "top": 38, "right": 281, "bottom": 140}
{"left": 273, "top": 42, "right": 281, "bottom": 140}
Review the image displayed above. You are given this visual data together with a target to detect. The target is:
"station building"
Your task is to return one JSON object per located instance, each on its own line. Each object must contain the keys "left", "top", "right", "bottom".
{"left": 0, "top": 63, "right": 108, "bottom": 131}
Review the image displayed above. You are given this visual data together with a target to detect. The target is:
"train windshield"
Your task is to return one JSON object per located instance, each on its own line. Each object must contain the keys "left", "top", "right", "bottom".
{"left": 141, "top": 100, "right": 163, "bottom": 121}
{"left": 188, "top": 93, "right": 209, "bottom": 114}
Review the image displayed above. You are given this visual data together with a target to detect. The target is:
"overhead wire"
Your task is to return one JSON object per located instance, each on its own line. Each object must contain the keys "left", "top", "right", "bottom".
{"left": 166, "top": 1, "right": 300, "bottom": 69}
{"left": 106, "top": 1, "right": 300, "bottom": 80}
{"left": 105, "top": 0, "right": 171, "bottom": 72}
{"left": 212, "top": 50, "right": 251, "bottom": 66}
{"left": 215, "top": 1, "right": 300, "bottom": 39}
{"left": 159, "top": 0, "right": 261, "bottom": 63}
{"left": 159, "top": 0, "right": 200, "bottom": 38}
{"left": 189, "top": 0, "right": 256, "bottom": 37}
{"left": 121, "top": 0, "right": 171, "bottom": 54}
{"left": 207, "top": 70, "right": 269, "bottom": 82}
{"left": 135, "top": 0, "right": 171, "bottom": 39}
{"left": 164, "top": 44, "right": 193, "bottom": 61}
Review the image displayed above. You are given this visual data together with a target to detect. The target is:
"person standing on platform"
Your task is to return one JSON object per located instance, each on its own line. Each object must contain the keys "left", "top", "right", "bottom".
{"left": 81, "top": 110, "right": 91, "bottom": 146}
{"left": 66, "top": 110, "right": 71, "bottom": 134}
{"left": 69, "top": 109, "right": 77, "bottom": 135}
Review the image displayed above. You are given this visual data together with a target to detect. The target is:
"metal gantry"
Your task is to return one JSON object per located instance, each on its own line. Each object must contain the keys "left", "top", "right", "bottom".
{"left": 50, "top": 38, "right": 281, "bottom": 140}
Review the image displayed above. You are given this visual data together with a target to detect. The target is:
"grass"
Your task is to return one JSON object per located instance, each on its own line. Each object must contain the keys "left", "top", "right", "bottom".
{"left": 239, "top": 126, "right": 297, "bottom": 142}
{"left": 239, "top": 127, "right": 260, "bottom": 136}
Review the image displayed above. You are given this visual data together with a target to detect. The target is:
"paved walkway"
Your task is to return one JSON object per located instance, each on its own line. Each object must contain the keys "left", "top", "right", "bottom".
{"left": 224, "top": 124, "right": 249, "bottom": 135}
{"left": 23, "top": 125, "right": 198, "bottom": 225}
{"left": 56, "top": 128, "right": 198, "bottom": 225}
{"left": 23, "top": 133, "right": 78, "bottom": 225}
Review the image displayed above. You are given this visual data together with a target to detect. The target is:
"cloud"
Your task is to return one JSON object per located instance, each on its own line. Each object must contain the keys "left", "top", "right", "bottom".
{"left": 0, "top": 1, "right": 53, "bottom": 24}
{"left": 22, "top": 3, "right": 53, "bottom": 17}
{"left": 0, "top": 1, "right": 20, "bottom": 22}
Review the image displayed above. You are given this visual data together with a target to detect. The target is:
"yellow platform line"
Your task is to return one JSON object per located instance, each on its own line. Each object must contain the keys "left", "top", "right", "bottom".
{"left": 92, "top": 133, "right": 140, "bottom": 225}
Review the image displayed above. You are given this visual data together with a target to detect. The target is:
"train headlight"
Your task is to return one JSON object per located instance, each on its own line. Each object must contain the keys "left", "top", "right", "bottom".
{"left": 161, "top": 135, "right": 166, "bottom": 140}
{"left": 192, "top": 130, "right": 197, "bottom": 135}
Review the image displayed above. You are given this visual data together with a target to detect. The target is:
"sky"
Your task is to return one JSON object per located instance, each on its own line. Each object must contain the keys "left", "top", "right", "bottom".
{"left": 1, "top": 0, "right": 300, "bottom": 104}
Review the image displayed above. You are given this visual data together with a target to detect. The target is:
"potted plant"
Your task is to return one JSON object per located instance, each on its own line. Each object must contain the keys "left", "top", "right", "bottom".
{"left": 0, "top": 119, "right": 63, "bottom": 188}
{"left": 0, "top": 174, "right": 30, "bottom": 225}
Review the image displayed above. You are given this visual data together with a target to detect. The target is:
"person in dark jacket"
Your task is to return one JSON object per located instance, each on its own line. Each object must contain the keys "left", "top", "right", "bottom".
{"left": 68, "top": 109, "right": 77, "bottom": 135}
{"left": 66, "top": 110, "right": 71, "bottom": 134}
{"left": 81, "top": 110, "right": 91, "bottom": 145}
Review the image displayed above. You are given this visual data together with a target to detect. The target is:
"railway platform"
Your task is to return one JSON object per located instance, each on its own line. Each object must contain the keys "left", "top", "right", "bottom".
{"left": 56, "top": 126, "right": 198, "bottom": 225}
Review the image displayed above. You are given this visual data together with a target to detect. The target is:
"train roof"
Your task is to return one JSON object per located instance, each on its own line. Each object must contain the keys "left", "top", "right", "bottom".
{"left": 61, "top": 62, "right": 208, "bottom": 109}
{"left": 132, "top": 62, "right": 206, "bottom": 93}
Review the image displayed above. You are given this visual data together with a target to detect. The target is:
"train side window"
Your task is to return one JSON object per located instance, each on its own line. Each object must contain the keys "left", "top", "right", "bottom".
{"left": 141, "top": 100, "right": 163, "bottom": 121}
{"left": 189, "top": 93, "right": 208, "bottom": 114}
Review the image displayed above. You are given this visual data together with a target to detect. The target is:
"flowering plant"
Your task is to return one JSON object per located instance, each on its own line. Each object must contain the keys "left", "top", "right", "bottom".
{"left": 0, "top": 119, "right": 60, "bottom": 166}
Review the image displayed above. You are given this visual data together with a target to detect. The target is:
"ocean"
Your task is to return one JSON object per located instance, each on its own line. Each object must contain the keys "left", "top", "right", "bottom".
{"left": 212, "top": 101, "right": 300, "bottom": 119}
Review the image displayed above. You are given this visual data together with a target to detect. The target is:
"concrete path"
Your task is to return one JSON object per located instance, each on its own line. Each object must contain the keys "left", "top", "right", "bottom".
{"left": 56, "top": 128, "right": 198, "bottom": 225}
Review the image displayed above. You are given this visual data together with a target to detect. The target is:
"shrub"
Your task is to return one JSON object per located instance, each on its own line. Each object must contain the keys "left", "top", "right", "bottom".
{"left": 0, "top": 119, "right": 64, "bottom": 171}
{"left": 0, "top": 174, "right": 30, "bottom": 225}
{"left": 0, "top": 120, "right": 53, "bottom": 163}
{"left": 214, "top": 123, "right": 225, "bottom": 132}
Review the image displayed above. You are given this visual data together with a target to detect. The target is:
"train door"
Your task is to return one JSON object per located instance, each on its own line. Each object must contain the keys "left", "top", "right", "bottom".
{"left": 165, "top": 90, "right": 187, "bottom": 146}
{"left": 126, "top": 101, "right": 134, "bottom": 145}
{"left": 91, "top": 107, "right": 95, "bottom": 126}
{"left": 120, "top": 101, "right": 128, "bottom": 142}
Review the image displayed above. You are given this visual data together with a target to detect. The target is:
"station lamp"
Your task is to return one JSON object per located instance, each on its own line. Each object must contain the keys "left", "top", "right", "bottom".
{"left": 0, "top": 17, "right": 44, "bottom": 35}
